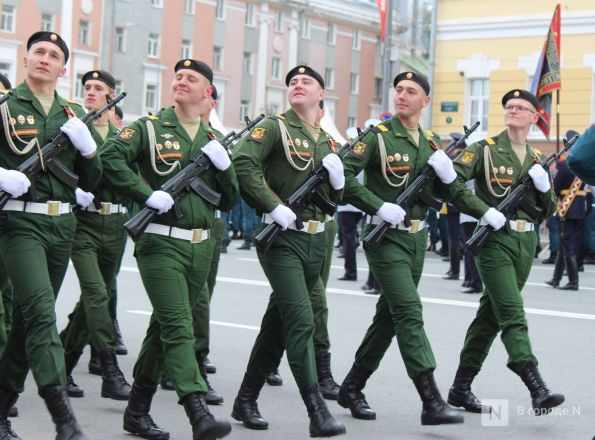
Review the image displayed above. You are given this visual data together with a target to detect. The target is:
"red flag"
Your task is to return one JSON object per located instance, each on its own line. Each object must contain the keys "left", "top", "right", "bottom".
{"left": 377, "top": 0, "right": 388, "bottom": 42}
{"left": 530, "top": 4, "right": 561, "bottom": 138}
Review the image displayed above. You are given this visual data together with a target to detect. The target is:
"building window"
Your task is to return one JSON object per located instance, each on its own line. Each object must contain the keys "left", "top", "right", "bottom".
{"left": 78, "top": 20, "right": 91, "bottom": 45}
{"left": 213, "top": 46, "right": 223, "bottom": 70}
{"left": 301, "top": 16, "right": 310, "bottom": 39}
{"left": 145, "top": 83, "right": 158, "bottom": 113}
{"left": 350, "top": 73, "right": 359, "bottom": 94}
{"left": 115, "top": 80, "right": 123, "bottom": 96}
{"left": 325, "top": 68, "right": 334, "bottom": 90}
{"left": 216, "top": 0, "right": 224, "bottom": 19}
{"left": 41, "top": 13, "right": 54, "bottom": 32}
{"left": 243, "top": 52, "right": 252, "bottom": 75}
{"left": 374, "top": 77, "right": 382, "bottom": 99}
{"left": 271, "top": 57, "right": 281, "bottom": 80}
{"left": 0, "top": 62, "right": 10, "bottom": 81}
{"left": 0, "top": 5, "right": 15, "bottom": 33}
{"left": 347, "top": 116, "right": 357, "bottom": 128}
{"left": 468, "top": 78, "right": 489, "bottom": 131}
{"left": 184, "top": 0, "right": 195, "bottom": 14}
{"left": 148, "top": 33, "right": 160, "bottom": 58}
{"left": 274, "top": 10, "right": 283, "bottom": 33}
{"left": 240, "top": 100, "right": 250, "bottom": 121}
{"left": 150, "top": 0, "right": 163, "bottom": 7}
{"left": 182, "top": 39, "right": 192, "bottom": 59}
{"left": 352, "top": 30, "right": 361, "bottom": 50}
{"left": 327, "top": 23, "right": 336, "bottom": 45}
{"left": 75, "top": 73, "right": 85, "bottom": 99}
{"left": 269, "top": 103, "right": 279, "bottom": 115}
{"left": 115, "top": 27, "right": 126, "bottom": 52}
{"left": 245, "top": 3, "right": 255, "bottom": 26}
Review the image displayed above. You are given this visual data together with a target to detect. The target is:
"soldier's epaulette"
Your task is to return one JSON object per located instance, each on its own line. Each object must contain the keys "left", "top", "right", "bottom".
{"left": 269, "top": 113, "right": 286, "bottom": 121}
{"left": 424, "top": 129, "right": 436, "bottom": 138}
{"left": 479, "top": 136, "right": 498, "bottom": 147}
{"left": 66, "top": 97, "right": 77, "bottom": 104}
{"left": 371, "top": 121, "right": 392, "bottom": 134}
{"left": 0, "top": 89, "right": 8, "bottom": 95}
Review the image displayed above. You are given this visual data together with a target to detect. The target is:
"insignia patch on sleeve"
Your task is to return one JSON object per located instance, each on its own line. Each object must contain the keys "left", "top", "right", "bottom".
{"left": 249, "top": 127, "right": 267, "bottom": 142}
{"left": 455, "top": 150, "right": 477, "bottom": 167}
{"left": 351, "top": 141, "right": 367, "bottom": 158}
{"left": 118, "top": 127, "right": 138, "bottom": 143}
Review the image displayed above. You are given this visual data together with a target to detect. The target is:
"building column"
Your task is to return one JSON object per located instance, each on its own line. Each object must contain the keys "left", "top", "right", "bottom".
{"left": 254, "top": 3, "right": 270, "bottom": 115}
{"left": 58, "top": 0, "right": 74, "bottom": 97}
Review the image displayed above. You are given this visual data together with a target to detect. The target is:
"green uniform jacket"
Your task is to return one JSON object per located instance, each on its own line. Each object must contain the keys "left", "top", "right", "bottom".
{"left": 342, "top": 115, "right": 448, "bottom": 218}
{"left": 93, "top": 122, "right": 128, "bottom": 205}
{"left": 0, "top": 82, "right": 102, "bottom": 202}
{"left": 100, "top": 106, "right": 239, "bottom": 229}
{"left": 451, "top": 130, "right": 556, "bottom": 221}
{"left": 232, "top": 109, "right": 342, "bottom": 220}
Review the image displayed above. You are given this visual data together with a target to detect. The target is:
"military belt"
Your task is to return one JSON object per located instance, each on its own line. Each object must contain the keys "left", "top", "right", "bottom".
{"left": 479, "top": 219, "right": 535, "bottom": 232}
{"left": 145, "top": 223, "right": 210, "bottom": 243}
{"left": 83, "top": 202, "right": 128, "bottom": 215}
{"left": 262, "top": 213, "right": 327, "bottom": 234}
{"left": 368, "top": 215, "right": 426, "bottom": 234}
{"left": 4, "top": 200, "right": 72, "bottom": 216}
{"left": 215, "top": 210, "right": 221, "bottom": 219}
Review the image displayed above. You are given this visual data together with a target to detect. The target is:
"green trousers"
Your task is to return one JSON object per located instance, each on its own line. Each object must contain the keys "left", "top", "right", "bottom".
{"left": 0, "top": 255, "right": 13, "bottom": 358}
{"left": 133, "top": 233, "right": 214, "bottom": 399}
{"left": 459, "top": 230, "right": 537, "bottom": 372}
{"left": 61, "top": 212, "right": 127, "bottom": 354}
{"left": 355, "top": 227, "right": 437, "bottom": 379}
{"left": 246, "top": 226, "right": 326, "bottom": 388}
{"left": 0, "top": 212, "right": 76, "bottom": 394}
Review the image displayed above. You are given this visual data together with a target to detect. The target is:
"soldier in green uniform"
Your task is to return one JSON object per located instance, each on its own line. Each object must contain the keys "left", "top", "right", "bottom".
{"left": 58, "top": 70, "right": 131, "bottom": 401}
{"left": 102, "top": 59, "right": 236, "bottom": 440}
{"left": 337, "top": 72, "right": 464, "bottom": 425}
{"left": 231, "top": 65, "right": 345, "bottom": 437}
{"left": 446, "top": 89, "right": 565, "bottom": 415}
{"left": 0, "top": 31, "right": 102, "bottom": 440}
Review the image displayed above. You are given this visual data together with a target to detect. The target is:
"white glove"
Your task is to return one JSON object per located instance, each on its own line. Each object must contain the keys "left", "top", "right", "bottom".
{"left": 528, "top": 164, "right": 551, "bottom": 193}
{"left": 481, "top": 207, "right": 506, "bottom": 231}
{"left": 0, "top": 168, "right": 31, "bottom": 198}
{"left": 322, "top": 154, "right": 345, "bottom": 190}
{"left": 146, "top": 190, "right": 174, "bottom": 214}
{"left": 75, "top": 187, "right": 94, "bottom": 208}
{"left": 427, "top": 150, "right": 457, "bottom": 184}
{"left": 202, "top": 140, "right": 231, "bottom": 171}
{"left": 60, "top": 117, "right": 96, "bottom": 157}
{"left": 376, "top": 202, "right": 406, "bottom": 226}
{"left": 268, "top": 204, "right": 297, "bottom": 231}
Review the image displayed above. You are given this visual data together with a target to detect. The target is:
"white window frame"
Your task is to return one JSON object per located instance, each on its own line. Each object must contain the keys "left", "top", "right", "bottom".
{"left": 350, "top": 73, "right": 359, "bottom": 94}
{"left": 374, "top": 77, "right": 382, "bottom": 99}
{"left": 243, "top": 52, "right": 252, "bottom": 75}
{"left": 269, "top": 103, "right": 279, "bottom": 115}
{"left": 325, "top": 68, "right": 334, "bottom": 90}
{"left": 352, "top": 30, "right": 361, "bottom": 51}
{"left": 79, "top": 20, "right": 91, "bottom": 45}
{"left": 0, "top": 5, "right": 15, "bottom": 33}
{"left": 301, "top": 16, "right": 310, "bottom": 39}
{"left": 274, "top": 10, "right": 283, "bottom": 33}
{"left": 182, "top": 39, "right": 192, "bottom": 59}
{"left": 347, "top": 116, "right": 356, "bottom": 128}
{"left": 240, "top": 100, "right": 250, "bottom": 122}
{"left": 148, "top": 33, "right": 160, "bottom": 58}
{"left": 184, "top": 0, "right": 195, "bottom": 15}
{"left": 144, "top": 83, "right": 159, "bottom": 114}
{"left": 213, "top": 46, "right": 223, "bottom": 70}
{"left": 0, "top": 61, "right": 11, "bottom": 83}
{"left": 215, "top": 0, "right": 225, "bottom": 20}
{"left": 466, "top": 78, "right": 490, "bottom": 134}
{"left": 115, "top": 80, "right": 124, "bottom": 96}
{"left": 150, "top": 0, "right": 163, "bottom": 8}
{"left": 115, "top": 27, "right": 126, "bottom": 52}
{"left": 245, "top": 3, "right": 255, "bottom": 27}
{"left": 74, "top": 73, "right": 85, "bottom": 100}
{"left": 271, "top": 57, "right": 281, "bottom": 80}
{"left": 327, "top": 23, "right": 336, "bottom": 45}
{"left": 41, "top": 12, "right": 54, "bottom": 32}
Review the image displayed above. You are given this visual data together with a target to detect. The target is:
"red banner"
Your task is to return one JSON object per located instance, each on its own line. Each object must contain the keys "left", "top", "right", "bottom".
{"left": 377, "top": 0, "right": 388, "bottom": 42}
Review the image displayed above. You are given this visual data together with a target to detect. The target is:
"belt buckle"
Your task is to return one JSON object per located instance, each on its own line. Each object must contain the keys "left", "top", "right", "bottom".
{"left": 191, "top": 228, "right": 204, "bottom": 243}
{"left": 306, "top": 220, "right": 320, "bottom": 234}
{"left": 99, "top": 202, "right": 112, "bottom": 215}
{"left": 516, "top": 220, "right": 526, "bottom": 232}
{"left": 47, "top": 201, "right": 61, "bottom": 216}
{"left": 410, "top": 219, "right": 420, "bottom": 233}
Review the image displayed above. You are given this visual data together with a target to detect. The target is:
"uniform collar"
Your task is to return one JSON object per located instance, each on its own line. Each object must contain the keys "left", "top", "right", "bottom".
{"left": 283, "top": 108, "right": 331, "bottom": 144}
{"left": 16, "top": 80, "right": 71, "bottom": 108}
{"left": 497, "top": 130, "right": 536, "bottom": 172}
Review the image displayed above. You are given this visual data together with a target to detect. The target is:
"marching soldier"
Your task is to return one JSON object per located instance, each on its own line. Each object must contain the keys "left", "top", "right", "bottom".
{"left": 446, "top": 89, "right": 565, "bottom": 415}
{"left": 59, "top": 70, "right": 132, "bottom": 400}
{"left": 545, "top": 156, "right": 592, "bottom": 290}
{"left": 0, "top": 31, "right": 102, "bottom": 439}
{"left": 231, "top": 65, "right": 346, "bottom": 437}
{"left": 101, "top": 59, "right": 236, "bottom": 440}
{"left": 337, "top": 72, "right": 464, "bottom": 425}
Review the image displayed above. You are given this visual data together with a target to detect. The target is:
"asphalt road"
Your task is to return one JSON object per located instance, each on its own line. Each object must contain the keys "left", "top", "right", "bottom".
{"left": 8, "top": 238, "right": 595, "bottom": 440}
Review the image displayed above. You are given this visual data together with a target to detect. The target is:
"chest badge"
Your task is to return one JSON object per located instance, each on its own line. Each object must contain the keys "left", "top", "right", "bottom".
{"left": 499, "top": 166, "right": 506, "bottom": 174}
{"left": 295, "top": 138, "right": 302, "bottom": 147}
{"left": 17, "top": 115, "right": 25, "bottom": 124}
{"left": 507, "top": 167, "right": 514, "bottom": 175}
{"left": 27, "top": 115, "right": 35, "bottom": 125}
{"left": 395, "top": 153, "right": 402, "bottom": 162}
{"left": 403, "top": 153, "right": 409, "bottom": 162}
{"left": 303, "top": 140, "right": 309, "bottom": 148}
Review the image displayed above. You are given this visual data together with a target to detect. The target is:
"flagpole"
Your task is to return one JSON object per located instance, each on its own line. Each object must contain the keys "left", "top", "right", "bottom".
{"left": 556, "top": 89, "right": 560, "bottom": 152}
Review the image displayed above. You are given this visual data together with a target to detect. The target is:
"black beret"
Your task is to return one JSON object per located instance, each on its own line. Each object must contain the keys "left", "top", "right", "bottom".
{"left": 82, "top": 70, "right": 116, "bottom": 89}
{"left": 393, "top": 71, "right": 430, "bottom": 95}
{"left": 27, "top": 31, "right": 69, "bottom": 63}
{"left": 285, "top": 65, "right": 324, "bottom": 89}
{"left": 211, "top": 84, "right": 218, "bottom": 101}
{"left": 0, "top": 73, "right": 10, "bottom": 90}
{"left": 115, "top": 105, "right": 123, "bottom": 120}
{"left": 174, "top": 59, "right": 213, "bottom": 83}
{"left": 501, "top": 89, "right": 539, "bottom": 111}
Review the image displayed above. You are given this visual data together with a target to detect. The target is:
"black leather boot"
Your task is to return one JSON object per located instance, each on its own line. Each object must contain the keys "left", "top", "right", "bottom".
{"left": 6, "top": 407, "right": 16, "bottom": 418}
{"left": 183, "top": 392, "right": 231, "bottom": 440}
{"left": 160, "top": 374, "right": 174, "bottom": 391}
{"left": 517, "top": 363, "right": 565, "bottom": 414}
{"left": 199, "top": 359, "right": 223, "bottom": 405}
{"left": 88, "top": 346, "right": 101, "bottom": 376}
{"left": 123, "top": 384, "right": 170, "bottom": 440}
{"left": 559, "top": 256, "right": 579, "bottom": 290}
{"left": 300, "top": 384, "right": 345, "bottom": 437}
{"left": 231, "top": 373, "right": 268, "bottom": 430}
{"left": 412, "top": 371, "right": 464, "bottom": 425}
{"left": 315, "top": 352, "right": 340, "bottom": 400}
{"left": 98, "top": 348, "right": 131, "bottom": 400}
{"left": 337, "top": 363, "right": 375, "bottom": 420}
{"left": 265, "top": 369, "right": 282, "bottom": 386}
{"left": 447, "top": 366, "right": 491, "bottom": 413}
{"left": 112, "top": 318, "right": 128, "bottom": 355}
{"left": 0, "top": 388, "right": 20, "bottom": 440}
{"left": 203, "top": 358, "right": 216, "bottom": 374}
{"left": 64, "top": 351, "right": 84, "bottom": 398}
{"left": 542, "top": 250, "right": 557, "bottom": 264}
{"left": 41, "top": 385, "right": 86, "bottom": 440}
{"left": 545, "top": 253, "right": 565, "bottom": 287}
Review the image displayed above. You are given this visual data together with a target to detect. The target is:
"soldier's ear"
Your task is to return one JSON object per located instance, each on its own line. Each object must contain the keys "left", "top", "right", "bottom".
{"left": 58, "top": 66, "right": 67, "bottom": 78}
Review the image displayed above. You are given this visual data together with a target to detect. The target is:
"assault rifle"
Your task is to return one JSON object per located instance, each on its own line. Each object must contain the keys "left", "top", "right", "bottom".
{"left": 0, "top": 91, "right": 127, "bottom": 209}
{"left": 466, "top": 134, "right": 579, "bottom": 255}
{"left": 364, "top": 121, "right": 480, "bottom": 252}
{"left": 254, "top": 126, "right": 373, "bottom": 253}
{"left": 124, "top": 114, "right": 265, "bottom": 241}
